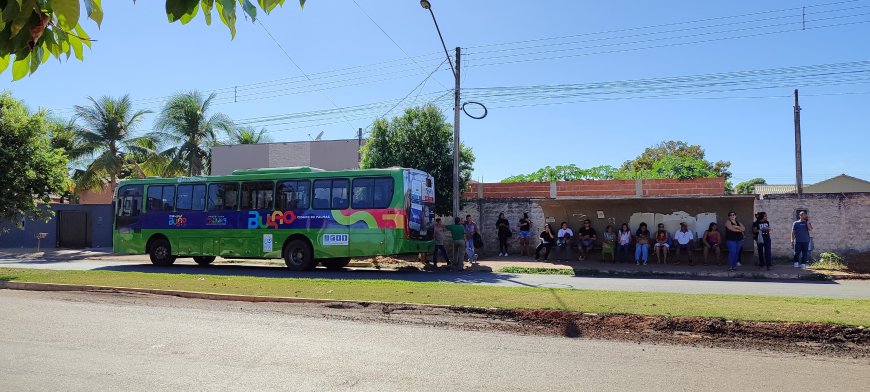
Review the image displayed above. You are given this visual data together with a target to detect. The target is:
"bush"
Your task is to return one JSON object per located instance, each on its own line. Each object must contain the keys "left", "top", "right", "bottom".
{"left": 812, "top": 252, "right": 848, "bottom": 270}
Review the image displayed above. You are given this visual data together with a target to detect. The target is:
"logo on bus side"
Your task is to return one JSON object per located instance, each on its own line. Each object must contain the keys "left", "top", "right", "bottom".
{"left": 168, "top": 215, "right": 187, "bottom": 227}
{"left": 247, "top": 211, "right": 298, "bottom": 229}
{"left": 322, "top": 234, "right": 349, "bottom": 246}
{"left": 206, "top": 215, "right": 227, "bottom": 225}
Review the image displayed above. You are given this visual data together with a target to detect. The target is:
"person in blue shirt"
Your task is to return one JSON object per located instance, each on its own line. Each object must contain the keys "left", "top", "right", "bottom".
{"left": 791, "top": 211, "right": 814, "bottom": 269}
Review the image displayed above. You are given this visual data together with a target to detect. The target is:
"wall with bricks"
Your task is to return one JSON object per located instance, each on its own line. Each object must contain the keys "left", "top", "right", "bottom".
{"left": 462, "top": 177, "right": 724, "bottom": 199}
{"left": 754, "top": 193, "right": 870, "bottom": 258}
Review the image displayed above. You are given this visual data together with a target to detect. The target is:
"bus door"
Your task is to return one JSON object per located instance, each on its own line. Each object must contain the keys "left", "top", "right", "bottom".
{"left": 313, "top": 178, "right": 350, "bottom": 258}
{"left": 114, "top": 185, "right": 144, "bottom": 254}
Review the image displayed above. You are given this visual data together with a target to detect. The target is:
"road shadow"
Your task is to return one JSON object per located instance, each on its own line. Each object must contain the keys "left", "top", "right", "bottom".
{"left": 90, "top": 262, "right": 543, "bottom": 287}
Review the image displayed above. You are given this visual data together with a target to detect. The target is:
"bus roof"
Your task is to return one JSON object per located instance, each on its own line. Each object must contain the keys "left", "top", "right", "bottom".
{"left": 118, "top": 166, "right": 419, "bottom": 186}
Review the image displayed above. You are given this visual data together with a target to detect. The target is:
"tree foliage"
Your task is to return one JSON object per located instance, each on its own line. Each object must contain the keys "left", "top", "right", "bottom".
{"left": 226, "top": 125, "right": 271, "bottom": 144}
{"left": 502, "top": 164, "right": 617, "bottom": 182}
{"left": 0, "top": 92, "right": 68, "bottom": 229}
{"left": 359, "top": 104, "right": 475, "bottom": 217}
{"left": 502, "top": 140, "right": 733, "bottom": 187}
{"left": 72, "top": 94, "right": 155, "bottom": 191}
{"left": 152, "top": 90, "right": 232, "bottom": 176}
{"left": 0, "top": 0, "right": 306, "bottom": 81}
{"left": 735, "top": 177, "right": 766, "bottom": 195}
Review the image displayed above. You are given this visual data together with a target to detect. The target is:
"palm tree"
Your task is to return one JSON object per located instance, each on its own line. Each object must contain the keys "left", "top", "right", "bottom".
{"left": 226, "top": 125, "right": 272, "bottom": 144}
{"left": 72, "top": 95, "right": 154, "bottom": 191}
{"left": 153, "top": 91, "right": 233, "bottom": 176}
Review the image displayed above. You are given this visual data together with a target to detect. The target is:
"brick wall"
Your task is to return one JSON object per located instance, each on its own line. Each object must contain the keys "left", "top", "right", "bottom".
{"left": 463, "top": 178, "right": 724, "bottom": 200}
{"left": 754, "top": 193, "right": 870, "bottom": 258}
{"left": 453, "top": 199, "right": 545, "bottom": 257}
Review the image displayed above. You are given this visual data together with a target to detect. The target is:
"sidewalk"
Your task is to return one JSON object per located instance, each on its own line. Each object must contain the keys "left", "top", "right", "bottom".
{"left": 1, "top": 247, "right": 866, "bottom": 280}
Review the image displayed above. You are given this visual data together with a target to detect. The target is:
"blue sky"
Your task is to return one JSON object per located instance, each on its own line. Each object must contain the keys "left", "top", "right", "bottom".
{"left": 4, "top": 0, "right": 870, "bottom": 185}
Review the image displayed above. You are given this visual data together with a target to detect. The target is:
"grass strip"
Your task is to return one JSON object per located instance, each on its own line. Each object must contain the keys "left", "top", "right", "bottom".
{"left": 1, "top": 267, "right": 868, "bottom": 326}
{"left": 498, "top": 267, "right": 575, "bottom": 275}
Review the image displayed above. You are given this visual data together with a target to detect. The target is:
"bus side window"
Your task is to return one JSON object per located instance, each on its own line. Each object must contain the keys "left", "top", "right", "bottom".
{"left": 147, "top": 185, "right": 163, "bottom": 211}
{"left": 313, "top": 180, "right": 331, "bottom": 210}
{"left": 161, "top": 186, "right": 175, "bottom": 211}
{"left": 352, "top": 178, "right": 374, "bottom": 209}
{"left": 373, "top": 178, "right": 394, "bottom": 209}
{"left": 117, "top": 185, "right": 143, "bottom": 217}
{"left": 208, "top": 183, "right": 240, "bottom": 211}
{"left": 277, "top": 180, "right": 310, "bottom": 210}
{"left": 332, "top": 179, "right": 349, "bottom": 210}
{"left": 192, "top": 184, "right": 206, "bottom": 210}
{"left": 242, "top": 182, "right": 274, "bottom": 210}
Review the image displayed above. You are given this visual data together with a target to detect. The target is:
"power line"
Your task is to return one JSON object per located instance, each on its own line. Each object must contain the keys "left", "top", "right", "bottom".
{"left": 351, "top": 0, "right": 452, "bottom": 91}
{"left": 257, "top": 19, "right": 357, "bottom": 133}
{"left": 467, "top": 0, "right": 863, "bottom": 50}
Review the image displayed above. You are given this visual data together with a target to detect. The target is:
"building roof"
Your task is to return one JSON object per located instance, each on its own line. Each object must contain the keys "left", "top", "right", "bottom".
{"left": 803, "top": 174, "right": 870, "bottom": 193}
{"left": 754, "top": 174, "right": 870, "bottom": 196}
{"left": 754, "top": 185, "right": 797, "bottom": 195}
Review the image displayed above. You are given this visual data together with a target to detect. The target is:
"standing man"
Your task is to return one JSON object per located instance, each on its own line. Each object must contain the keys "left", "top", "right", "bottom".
{"left": 446, "top": 217, "right": 466, "bottom": 271}
{"left": 792, "top": 211, "right": 813, "bottom": 269}
{"left": 432, "top": 218, "right": 450, "bottom": 267}
{"left": 577, "top": 219, "right": 597, "bottom": 261}
{"left": 464, "top": 215, "right": 478, "bottom": 264}
{"left": 673, "top": 222, "right": 694, "bottom": 265}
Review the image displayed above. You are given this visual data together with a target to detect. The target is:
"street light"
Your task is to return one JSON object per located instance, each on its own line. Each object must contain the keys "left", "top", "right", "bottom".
{"left": 420, "top": 0, "right": 461, "bottom": 218}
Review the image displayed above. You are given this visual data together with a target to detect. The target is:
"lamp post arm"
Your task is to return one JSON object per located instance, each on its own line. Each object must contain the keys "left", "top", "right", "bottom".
{"left": 427, "top": 8, "right": 457, "bottom": 78}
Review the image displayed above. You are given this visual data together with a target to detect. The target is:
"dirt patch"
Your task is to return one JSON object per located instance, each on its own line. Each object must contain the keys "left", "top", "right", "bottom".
{"left": 443, "top": 306, "right": 869, "bottom": 357}
{"left": 846, "top": 252, "right": 870, "bottom": 273}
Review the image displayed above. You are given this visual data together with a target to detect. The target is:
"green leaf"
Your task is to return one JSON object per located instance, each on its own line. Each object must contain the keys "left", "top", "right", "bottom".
{"left": 10, "top": 0, "right": 35, "bottom": 36}
{"left": 73, "top": 24, "right": 91, "bottom": 48}
{"left": 299, "top": 0, "right": 305, "bottom": 9}
{"left": 242, "top": 0, "right": 256, "bottom": 21}
{"left": 201, "top": 0, "right": 214, "bottom": 25}
{"left": 257, "top": 0, "right": 284, "bottom": 14}
{"left": 166, "top": 0, "right": 199, "bottom": 22}
{"left": 12, "top": 51, "right": 29, "bottom": 80}
{"left": 0, "top": 55, "right": 9, "bottom": 74}
{"left": 52, "top": 0, "right": 79, "bottom": 31}
{"left": 3, "top": 0, "right": 21, "bottom": 24}
{"left": 30, "top": 45, "right": 42, "bottom": 72}
{"left": 38, "top": 44, "right": 48, "bottom": 63}
{"left": 216, "top": 0, "right": 236, "bottom": 38}
{"left": 68, "top": 34, "right": 82, "bottom": 61}
{"left": 85, "top": 0, "right": 103, "bottom": 28}
{"left": 180, "top": 4, "right": 200, "bottom": 25}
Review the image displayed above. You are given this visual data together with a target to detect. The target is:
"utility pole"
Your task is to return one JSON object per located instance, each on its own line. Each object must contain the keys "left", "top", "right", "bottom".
{"left": 452, "top": 47, "right": 461, "bottom": 217}
{"left": 794, "top": 89, "right": 803, "bottom": 197}
{"left": 357, "top": 127, "right": 362, "bottom": 168}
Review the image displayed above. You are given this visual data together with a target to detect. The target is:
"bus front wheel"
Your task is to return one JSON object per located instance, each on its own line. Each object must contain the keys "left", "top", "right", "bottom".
{"left": 149, "top": 238, "right": 176, "bottom": 266}
{"left": 193, "top": 256, "right": 216, "bottom": 266}
{"left": 283, "top": 239, "right": 315, "bottom": 271}
{"left": 321, "top": 258, "right": 351, "bottom": 271}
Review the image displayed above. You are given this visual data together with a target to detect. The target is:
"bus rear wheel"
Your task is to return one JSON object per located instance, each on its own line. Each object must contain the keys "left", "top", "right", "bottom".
{"left": 321, "top": 258, "right": 351, "bottom": 271}
{"left": 193, "top": 256, "right": 216, "bottom": 266}
{"left": 149, "top": 238, "right": 176, "bottom": 266}
{"left": 283, "top": 239, "right": 315, "bottom": 271}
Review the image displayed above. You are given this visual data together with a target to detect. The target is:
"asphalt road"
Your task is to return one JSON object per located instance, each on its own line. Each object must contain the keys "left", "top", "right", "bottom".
{"left": 3, "top": 256, "right": 870, "bottom": 299}
{"left": 2, "top": 290, "right": 868, "bottom": 392}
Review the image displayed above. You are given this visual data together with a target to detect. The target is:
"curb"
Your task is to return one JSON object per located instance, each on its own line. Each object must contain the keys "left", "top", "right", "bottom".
{"left": 0, "top": 281, "right": 464, "bottom": 310}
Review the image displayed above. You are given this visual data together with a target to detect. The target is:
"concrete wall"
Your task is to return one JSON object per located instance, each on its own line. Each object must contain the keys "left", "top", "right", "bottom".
{"left": 0, "top": 204, "right": 113, "bottom": 249}
{"left": 211, "top": 139, "right": 360, "bottom": 175}
{"left": 754, "top": 193, "right": 870, "bottom": 257}
{"left": 457, "top": 196, "right": 754, "bottom": 256}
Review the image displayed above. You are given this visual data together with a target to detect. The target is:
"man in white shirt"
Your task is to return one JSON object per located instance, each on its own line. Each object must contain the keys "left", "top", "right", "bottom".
{"left": 674, "top": 222, "right": 694, "bottom": 265}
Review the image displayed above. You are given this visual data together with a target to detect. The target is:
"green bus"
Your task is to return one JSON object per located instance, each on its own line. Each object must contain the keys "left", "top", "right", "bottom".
{"left": 113, "top": 167, "right": 435, "bottom": 271}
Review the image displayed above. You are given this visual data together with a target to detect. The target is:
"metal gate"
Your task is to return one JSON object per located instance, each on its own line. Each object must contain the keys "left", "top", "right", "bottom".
{"left": 57, "top": 211, "right": 90, "bottom": 248}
